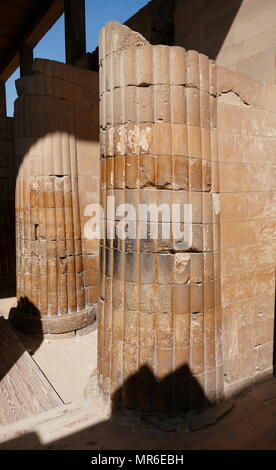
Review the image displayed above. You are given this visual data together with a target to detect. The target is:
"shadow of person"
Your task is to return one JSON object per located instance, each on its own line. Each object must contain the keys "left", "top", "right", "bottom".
{"left": 112, "top": 364, "right": 211, "bottom": 415}
{"left": 0, "top": 297, "right": 43, "bottom": 383}
{"left": 0, "top": 297, "right": 63, "bottom": 428}
{"left": 10, "top": 296, "right": 43, "bottom": 330}
{"left": 0, "top": 363, "right": 215, "bottom": 450}
{"left": 0, "top": 189, "right": 16, "bottom": 294}
{"left": 8, "top": 296, "right": 44, "bottom": 354}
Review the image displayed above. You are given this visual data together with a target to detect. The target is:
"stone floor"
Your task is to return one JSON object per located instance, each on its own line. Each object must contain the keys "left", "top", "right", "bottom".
{"left": 1, "top": 289, "right": 276, "bottom": 449}
{"left": 183, "top": 377, "right": 276, "bottom": 449}
{"left": 2, "top": 376, "right": 276, "bottom": 449}
{"left": 0, "top": 289, "right": 98, "bottom": 403}
{"left": 19, "top": 327, "right": 98, "bottom": 403}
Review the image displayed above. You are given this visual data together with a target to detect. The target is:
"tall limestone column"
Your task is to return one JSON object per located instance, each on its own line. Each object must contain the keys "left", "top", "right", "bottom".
{"left": 98, "top": 22, "right": 223, "bottom": 412}
{"left": 10, "top": 59, "right": 100, "bottom": 334}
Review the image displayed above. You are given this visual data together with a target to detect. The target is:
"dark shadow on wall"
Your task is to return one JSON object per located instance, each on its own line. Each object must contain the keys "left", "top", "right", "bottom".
{"left": 0, "top": 213, "right": 16, "bottom": 294}
{"left": 87, "top": 0, "right": 244, "bottom": 71}
{"left": 0, "top": 364, "right": 213, "bottom": 450}
{"left": 125, "top": 0, "right": 244, "bottom": 60}
{"left": 0, "top": 117, "right": 16, "bottom": 293}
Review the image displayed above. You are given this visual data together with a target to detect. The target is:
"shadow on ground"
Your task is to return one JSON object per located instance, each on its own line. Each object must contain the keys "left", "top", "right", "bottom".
{"left": 0, "top": 364, "right": 236, "bottom": 450}
{"left": 3, "top": 374, "right": 276, "bottom": 450}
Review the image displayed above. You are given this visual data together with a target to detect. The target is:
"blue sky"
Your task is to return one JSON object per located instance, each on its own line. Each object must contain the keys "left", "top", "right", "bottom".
{"left": 6, "top": 0, "right": 149, "bottom": 116}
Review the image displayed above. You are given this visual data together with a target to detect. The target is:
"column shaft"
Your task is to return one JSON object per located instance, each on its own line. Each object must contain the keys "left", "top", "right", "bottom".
{"left": 11, "top": 59, "right": 100, "bottom": 334}
{"left": 98, "top": 22, "right": 223, "bottom": 412}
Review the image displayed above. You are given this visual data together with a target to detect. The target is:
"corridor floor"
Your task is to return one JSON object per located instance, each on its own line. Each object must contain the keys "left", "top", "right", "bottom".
{"left": 1, "top": 287, "right": 276, "bottom": 450}
{"left": 1, "top": 374, "right": 276, "bottom": 449}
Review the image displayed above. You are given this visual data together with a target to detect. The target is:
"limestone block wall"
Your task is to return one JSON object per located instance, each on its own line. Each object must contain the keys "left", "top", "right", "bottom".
{"left": 174, "top": 0, "right": 276, "bottom": 84}
{"left": 11, "top": 59, "right": 100, "bottom": 334}
{"left": 217, "top": 69, "right": 276, "bottom": 395}
{"left": 0, "top": 116, "right": 15, "bottom": 287}
{"left": 98, "top": 22, "right": 223, "bottom": 412}
{"left": 126, "top": 0, "right": 276, "bottom": 84}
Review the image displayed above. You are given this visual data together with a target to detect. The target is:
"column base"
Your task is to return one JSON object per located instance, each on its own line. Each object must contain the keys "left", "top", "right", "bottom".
{"left": 9, "top": 305, "right": 97, "bottom": 335}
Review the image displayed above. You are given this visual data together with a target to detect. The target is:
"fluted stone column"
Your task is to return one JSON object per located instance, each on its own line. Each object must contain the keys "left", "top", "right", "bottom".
{"left": 10, "top": 59, "right": 100, "bottom": 334}
{"left": 98, "top": 22, "right": 223, "bottom": 412}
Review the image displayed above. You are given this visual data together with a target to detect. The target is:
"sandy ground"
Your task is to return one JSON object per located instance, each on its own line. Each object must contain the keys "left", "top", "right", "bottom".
{"left": 27, "top": 329, "right": 98, "bottom": 404}
{"left": 0, "top": 290, "right": 98, "bottom": 404}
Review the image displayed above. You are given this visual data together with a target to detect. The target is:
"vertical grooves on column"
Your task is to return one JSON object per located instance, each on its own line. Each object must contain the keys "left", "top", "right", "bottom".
{"left": 72, "top": 93, "right": 82, "bottom": 315}
{"left": 102, "top": 24, "right": 110, "bottom": 397}
{"left": 211, "top": 60, "right": 223, "bottom": 401}
{"left": 69, "top": 104, "right": 77, "bottom": 315}
{"left": 98, "top": 24, "right": 105, "bottom": 390}
{"left": 13, "top": 59, "right": 99, "bottom": 334}
{"left": 57, "top": 101, "right": 64, "bottom": 316}
{"left": 170, "top": 46, "right": 176, "bottom": 414}
{"left": 116, "top": 47, "right": 126, "bottom": 403}
{"left": 133, "top": 45, "right": 140, "bottom": 409}
{"left": 151, "top": 45, "right": 157, "bottom": 414}
{"left": 103, "top": 20, "right": 110, "bottom": 394}
{"left": 184, "top": 50, "right": 192, "bottom": 409}
{"left": 199, "top": 52, "right": 207, "bottom": 406}
{"left": 99, "top": 22, "right": 223, "bottom": 412}
{"left": 67, "top": 108, "right": 75, "bottom": 314}
{"left": 200, "top": 53, "right": 210, "bottom": 404}
{"left": 107, "top": 45, "right": 115, "bottom": 399}
{"left": 107, "top": 41, "right": 114, "bottom": 399}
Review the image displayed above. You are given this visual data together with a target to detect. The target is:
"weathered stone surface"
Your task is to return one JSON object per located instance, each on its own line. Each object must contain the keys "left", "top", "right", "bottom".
{"left": 217, "top": 54, "right": 276, "bottom": 396}
{"left": 97, "top": 16, "right": 276, "bottom": 411}
{"left": 98, "top": 22, "right": 223, "bottom": 413}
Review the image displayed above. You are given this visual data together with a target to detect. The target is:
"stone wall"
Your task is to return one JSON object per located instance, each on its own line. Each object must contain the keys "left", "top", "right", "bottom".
{"left": 11, "top": 59, "right": 100, "bottom": 334}
{"left": 217, "top": 69, "right": 276, "bottom": 395}
{"left": 0, "top": 116, "right": 15, "bottom": 287}
{"left": 126, "top": 0, "right": 276, "bottom": 84}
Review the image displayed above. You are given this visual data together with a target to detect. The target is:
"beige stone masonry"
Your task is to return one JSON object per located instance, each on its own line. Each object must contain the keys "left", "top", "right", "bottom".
{"left": 217, "top": 67, "right": 276, "bottom": 397}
